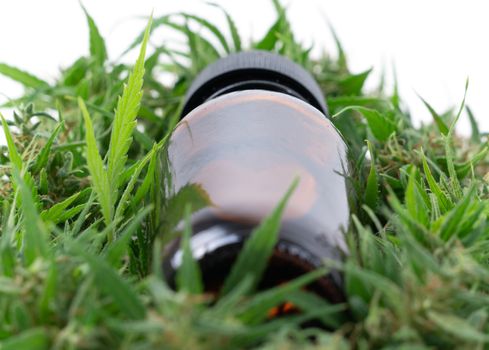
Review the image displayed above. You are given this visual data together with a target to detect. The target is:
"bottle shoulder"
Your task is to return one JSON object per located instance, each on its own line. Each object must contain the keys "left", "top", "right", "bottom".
{"left": 175, "top": 89, "right": 346, "bottom": 148}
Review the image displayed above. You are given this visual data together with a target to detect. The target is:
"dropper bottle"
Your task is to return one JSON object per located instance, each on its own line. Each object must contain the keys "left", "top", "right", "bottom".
{"left": 162, "top": 51, "right": 349, "bottom": 302}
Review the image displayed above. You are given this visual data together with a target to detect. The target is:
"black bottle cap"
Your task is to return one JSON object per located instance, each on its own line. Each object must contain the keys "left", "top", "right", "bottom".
{"left": 182, "top": 51, "right": 328, "bottom": 117}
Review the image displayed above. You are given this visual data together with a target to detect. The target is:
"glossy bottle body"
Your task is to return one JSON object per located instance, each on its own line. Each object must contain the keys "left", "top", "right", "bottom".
{"left": 163, "top": 89, "right": 349, "bottom": 300}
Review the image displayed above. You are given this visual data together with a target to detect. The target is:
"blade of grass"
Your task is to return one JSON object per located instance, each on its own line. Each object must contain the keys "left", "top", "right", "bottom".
{"left": 182, "top": 20, "right": 221, "bottom": 71}
{"left": 237, "top": 267, "right": 329, "bottom": 324}
{"left": 0, "top": 63, "right": 49, "bottom": 89}
{"left": 333, "top": 106, "right": 396, "bottom": 142}
{"left": 327, "top": 96, "right": 393, "bottom": 110}
{"left": 176, "top": 204, "right": 204, "bottom": 294}
{"left": 421, "top": 149, "right": 452, "bottom": 213}
{"left": 326, "top": 20, "right": 347, "bottom": 70}
{"left": 338, "top": 68, "right": 372, "bottom": 96}
{"left": 465, "top": 105, "right": 480, "bottom": 144}
{"left": 287, "top": 290, "right": 346, "bottom": 328}
{"left": 38, "top": 263, "right": 57, "bottom": 322}
{"left": 208, "top": 2, "right": 242, "bottom": 51}
{"left": 13, "top": 168, "right": 49, "bottom": 266}
{"left": 182, "top": 13, "right": 230, "bottom": 53}
{"left": 81, "top": 4, "right": 108, "bottom": 66}
{"left": 254, "top": 19, "right": 279, "bottom": 50}
{"left": 132, "top": 143, "right": 159, "bottom": 208}
{"left": 40, "top": 190, "right": 83, "bottom": 224}
{"left": 105, "top": 206, "right": 152, "bottom": 267}
{"left": 1, "top": 113, "right": 23, "bottom": 170}
{"left": 428, "top": 311, "right": 489, "bottom": 343}
{"left": 221, "top": 178, "right": 298, "bottom": 296}
{"left": 121, "top": 14, "right": 170, "bottom": 57}
{"left": 439, "top": 186, "right": 476, "bottom": 241}
{"left": 232, "top": 305, "right": 342, "bottom": 347}
{"left": 391, "top": 63, "right": 401, "bottom": 110}
{"left": 0, "top": 328, "right": 49, "bottom": 350}
{"left": 113, "top": 146, "right": 154, "bottom": 224}
{"left": 211, "top": 276, "right": 253, "bottom": 317}
{"left": 162, "top": 183, "right": 213, "bottom": 236}
{"left": 71, "top": 241, "right": 146, "bottom": 320}
{"left": 114, "top": 139, "right": 164, "bottom": 224}
{"left": 417, "top": 94, "right": 449, "bottom": 135}
{"left": 364, "top": 140, "right": 379, "bottom": 210}
{"left": 56, "top": 204, "right": 85, "bottom": 224}
{"left": 444, "top": 79, "right": 469, "bottom": 200}
{"left": 1, "top": 118, "right": 40, "bottom": 210}
{"left": 78, "top": 97, "right": 112, "bottom": 228}
{"left": 107, "top": 16, "right": 152, "bottom": 204}
{"left": 30, "top": 121, "right": 64, "bottom": 174}
{"left": 405, "top": 167, "right": 429, "bottom": 227}
{"left": 71, "top": 190, "right": 95, "bottom": 237}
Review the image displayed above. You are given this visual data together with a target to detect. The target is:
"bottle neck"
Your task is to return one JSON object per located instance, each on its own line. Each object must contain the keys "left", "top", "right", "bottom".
{"left": 205, "top": 77, "right": 311, "bottom": 108}
{"left": 182, "top": 69, "right": 328, "bottom": 117}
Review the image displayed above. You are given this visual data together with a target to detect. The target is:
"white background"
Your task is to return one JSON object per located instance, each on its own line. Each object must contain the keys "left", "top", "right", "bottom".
{"left": 1, "top": 0, "right": 488, "bottom": 140}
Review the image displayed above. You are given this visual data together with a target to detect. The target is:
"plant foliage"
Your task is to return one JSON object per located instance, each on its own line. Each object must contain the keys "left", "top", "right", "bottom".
{"left": 1, "top": 2, "right": 488, "bottom": 349}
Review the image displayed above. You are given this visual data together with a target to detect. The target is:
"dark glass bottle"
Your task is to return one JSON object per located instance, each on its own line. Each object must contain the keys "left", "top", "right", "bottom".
{"left": 162, "top": 51, "right": 349, "bottom": 302}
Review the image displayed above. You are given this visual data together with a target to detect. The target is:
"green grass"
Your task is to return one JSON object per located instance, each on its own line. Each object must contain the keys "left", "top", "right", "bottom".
{"left": 1, "top": 2, "right": 489, "bottom": 349}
